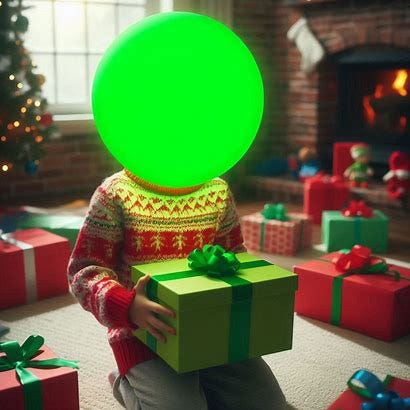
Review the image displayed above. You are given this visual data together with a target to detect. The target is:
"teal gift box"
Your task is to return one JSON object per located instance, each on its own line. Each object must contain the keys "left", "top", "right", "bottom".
{"left": 16, "top": 215, "right": 83, "bottom": 249}
{"left": 321, "top": 210, "right": 388, "bottom": 253}
{"left": 132, "top": 251, "right": 298, "bottom": 373}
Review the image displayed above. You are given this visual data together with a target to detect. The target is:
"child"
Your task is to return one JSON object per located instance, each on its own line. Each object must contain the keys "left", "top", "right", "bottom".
{"left": 67, "top": 170, "right": 287, "bottom": 409}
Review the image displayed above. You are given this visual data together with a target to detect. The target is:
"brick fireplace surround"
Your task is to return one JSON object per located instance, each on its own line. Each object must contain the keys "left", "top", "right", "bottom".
{"left": 285, "top": 0, "right": 410, "bottom": 164}
{"left": 1, "top": 0, "right": 409, "bottom": 204}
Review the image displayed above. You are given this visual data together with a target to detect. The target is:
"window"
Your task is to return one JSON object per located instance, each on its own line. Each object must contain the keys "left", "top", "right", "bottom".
{"left": 24, "top": 0, "right": 173, "bottom": 117}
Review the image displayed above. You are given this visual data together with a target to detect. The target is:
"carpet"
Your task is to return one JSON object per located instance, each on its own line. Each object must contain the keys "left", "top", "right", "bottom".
{"left": 1, "top": 249, "right": 409, "bottom": 410}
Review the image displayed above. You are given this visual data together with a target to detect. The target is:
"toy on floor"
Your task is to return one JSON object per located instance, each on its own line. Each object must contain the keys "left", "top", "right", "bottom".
{"left": 383, "top": 151, "right": 410, "bottom": 203}
{"left": 298, "top": 146, "right": 320, "bottom": 181}
{"left": 343, "top": 143, "right": 373, "bottom": 187}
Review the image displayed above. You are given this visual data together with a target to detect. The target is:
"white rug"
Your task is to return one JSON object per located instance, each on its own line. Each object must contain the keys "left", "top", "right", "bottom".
{"left": 1, "top": 250, "right": 409, "bottom": 410}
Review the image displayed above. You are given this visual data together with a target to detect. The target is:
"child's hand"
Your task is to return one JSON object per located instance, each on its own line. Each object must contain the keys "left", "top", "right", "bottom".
{"left": 129, "top": 275, "right": 176, "bottom": 343}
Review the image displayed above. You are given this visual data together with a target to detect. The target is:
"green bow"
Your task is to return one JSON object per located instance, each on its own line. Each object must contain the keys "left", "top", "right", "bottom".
{"left": 0, "top": 335, "right": 79, "bottom": 410}
{"left": 260, "top": 203, "right": 289, "bottom": 221}
{"left": 188, "top": 244, "right": 240, "bottom": 277}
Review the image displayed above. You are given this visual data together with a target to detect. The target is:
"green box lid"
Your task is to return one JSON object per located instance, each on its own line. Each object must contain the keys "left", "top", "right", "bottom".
{"left": 132, "top": 252, "right": 297, "bottom": 312}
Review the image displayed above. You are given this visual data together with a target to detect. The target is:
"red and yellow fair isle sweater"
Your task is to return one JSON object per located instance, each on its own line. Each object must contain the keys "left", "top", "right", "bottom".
{"left": 67, "top": 170, "right": 244, "bottom": 376}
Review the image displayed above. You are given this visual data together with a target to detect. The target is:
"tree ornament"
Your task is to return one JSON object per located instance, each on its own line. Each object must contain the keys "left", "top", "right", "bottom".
{"left": 36, "top": 74, "right": 46, "bottom": 86}
{"left": 39, "top": 113, "right": 52, "bottom": 127}
{"left": 92, "top": 12, "right": 264, "bottom": 188}
{"left": 15, "top": 15, "right": 29, "bottom": 33}
{"left": 24, "top": 159, "right": 38, "bottom": 175}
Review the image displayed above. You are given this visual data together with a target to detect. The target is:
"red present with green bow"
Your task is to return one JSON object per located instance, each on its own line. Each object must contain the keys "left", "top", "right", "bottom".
{"left": 132, "top": 244, "right": 298, "bottom": 373}
{"left": 241, "top": 203, "right": 312, "bottom": 255}
{"left": 328, "top": 369, "right": 410, "bottom": 409}
{"left": 294, "top": 245, "right": 410, "bottom": 341}
{"left": 322, "top": 201, "right": 388, "bottom": 253}
{"left": 0, "top": 335, "right": 79, "bottom": 410}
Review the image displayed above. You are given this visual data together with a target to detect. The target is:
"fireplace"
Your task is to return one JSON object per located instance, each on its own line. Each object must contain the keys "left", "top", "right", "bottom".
{"left": 284, "top": 1, "right": 410, "bottom": 183}
{"left": 335, "top": 47, "right": 410, "bottom": 179}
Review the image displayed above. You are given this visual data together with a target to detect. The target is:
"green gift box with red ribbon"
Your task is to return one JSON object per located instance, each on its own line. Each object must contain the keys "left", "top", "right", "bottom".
{"left": 294, "top": 245, "right": 410, "bottom": 341}
{"left": 0, "top": 335, "right": 79, "bottom": 410}
{"left": 132, "top": 245, "right": 298, "bottom": 373}
{"left": 321, "top": 201, "right": 388, "bottom": 253}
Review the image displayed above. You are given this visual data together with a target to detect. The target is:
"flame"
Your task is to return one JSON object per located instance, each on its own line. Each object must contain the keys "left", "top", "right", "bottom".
{"left": 363, "top": 69, "right": 409, "bottom": 130}
{"left": 392, "top": 69, "right": 408, "bottom": 96}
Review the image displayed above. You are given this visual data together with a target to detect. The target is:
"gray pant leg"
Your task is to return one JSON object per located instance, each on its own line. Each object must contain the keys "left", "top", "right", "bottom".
{"left": 199, "top": 357, "right": 287, "bottom": 410}
{"left": 112, "top": 358, "right": 208, "bottom": 410}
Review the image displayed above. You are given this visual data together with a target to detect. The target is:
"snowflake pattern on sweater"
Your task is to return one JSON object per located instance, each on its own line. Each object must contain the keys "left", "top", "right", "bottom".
{"left": 67, "top": 170, "right": 244, "bottom": 375}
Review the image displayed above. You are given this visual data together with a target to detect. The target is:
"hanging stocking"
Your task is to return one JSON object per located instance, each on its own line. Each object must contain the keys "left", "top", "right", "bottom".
{"left": 287, "top": 17, "right": 325, "bottom": 74}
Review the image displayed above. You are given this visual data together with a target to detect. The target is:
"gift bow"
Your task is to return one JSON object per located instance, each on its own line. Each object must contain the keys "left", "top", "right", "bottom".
{"left": 188, "top": 244, "right": 240, "bottom": 277}
{"left": 342, "top": 200, "right": 373, "bottom": 218}
{"left": 331, "top": 245, "right": 398, "bottom": 277}
{"left": 0, "top": 335, "right": 79, "bottom": 410}
{"left": 260, "top": 203, "right": 289, "bottom": 221}
{"left": 348, "top": 369, "right": 410, "bottom": 410}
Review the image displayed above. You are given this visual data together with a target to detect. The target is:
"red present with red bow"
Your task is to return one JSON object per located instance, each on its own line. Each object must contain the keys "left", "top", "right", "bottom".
{"left": 294, "top": 245, "right": 410, "bottom": 341}
{"left": 0, "top": 229, "right": 70, "bottom": 309}
{"left": 303, "top": 174, "right": 350, "bottom": 224}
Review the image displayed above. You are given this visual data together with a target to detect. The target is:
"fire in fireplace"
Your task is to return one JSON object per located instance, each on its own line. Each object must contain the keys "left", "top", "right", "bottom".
{"left": 335, "top": 47, "right": 410, "bottom": 179}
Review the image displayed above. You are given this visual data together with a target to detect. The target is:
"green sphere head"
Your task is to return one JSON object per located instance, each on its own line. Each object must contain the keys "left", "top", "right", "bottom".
{"left": 92, "top": 12, "right": 264, "bottom": 188}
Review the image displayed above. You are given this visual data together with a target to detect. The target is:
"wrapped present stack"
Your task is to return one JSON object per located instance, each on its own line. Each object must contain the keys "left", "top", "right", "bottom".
{"left": 328, "top": 369, "right": 410, "bottom": 410}
{"left": 0, "top": 335, "right": 79, "bottom": 410}
{"left": 132, "top": 245, "right": 298, "bottom": 373}
{"left": 303, "top": 174, "right": 350, "bottom": 224}
{"left": 294, "top": 245, "right": 410, "bottom": 341}
{"left": 241, "top": 203, "right": 312, "bottom": 256}
{"left": 0, "top": 229, "right": 70, "bottom": 309}
{"left": 322, "top": 200, "right": 389, "bottom": 253}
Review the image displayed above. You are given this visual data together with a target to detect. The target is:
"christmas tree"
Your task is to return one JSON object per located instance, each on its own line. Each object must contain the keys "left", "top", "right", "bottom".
{"left": 0, "top": 0, "right": 58, "bottom": 175}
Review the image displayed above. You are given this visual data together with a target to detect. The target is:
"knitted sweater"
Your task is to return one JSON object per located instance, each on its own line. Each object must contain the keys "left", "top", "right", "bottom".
{"left": 67, "top": 170, "right": 244, "bottom": 376}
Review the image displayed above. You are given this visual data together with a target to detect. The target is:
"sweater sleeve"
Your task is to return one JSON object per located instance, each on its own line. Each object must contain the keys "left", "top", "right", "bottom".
{"left": 67, "top": 180, "right": 136, "bottom": 330}
{"left": 214, "top": 185, "right": 246, "bottom": 253}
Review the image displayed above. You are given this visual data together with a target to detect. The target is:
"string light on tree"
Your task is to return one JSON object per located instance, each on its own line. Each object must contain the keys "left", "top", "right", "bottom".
{"left": 0, "top": 0, "right": 59, "bottom": 175}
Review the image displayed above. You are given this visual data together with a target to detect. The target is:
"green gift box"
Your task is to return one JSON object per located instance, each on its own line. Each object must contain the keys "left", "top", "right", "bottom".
{"left": 321, "top": 210, "right": 388, "bottom": 253}
{"left": 17, "top": 215, "right": 83, "bottom": 249}
{"left": 132, "top": 251, "right": 297, "bottom": 373}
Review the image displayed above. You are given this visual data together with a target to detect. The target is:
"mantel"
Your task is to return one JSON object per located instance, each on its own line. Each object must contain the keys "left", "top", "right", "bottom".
{"left": 283, "top": 0, "right": 337, "bottom": 6}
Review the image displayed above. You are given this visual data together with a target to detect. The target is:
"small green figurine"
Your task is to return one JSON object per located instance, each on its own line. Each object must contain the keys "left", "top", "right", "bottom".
{"left": 344, "top": 143, "right": 373, "bottom": 188}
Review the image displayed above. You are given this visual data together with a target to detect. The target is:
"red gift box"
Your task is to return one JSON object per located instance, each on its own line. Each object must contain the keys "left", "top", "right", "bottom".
{"left": 0, "top": 229, "right": 70, "bottom": 309}
{"left": 241, "top": 212, "right": 312, "bottom": 255}
{"left": 0, "top": 337, "right": 79, "bottom": 410}
{"left": 303, "top": 174, "right": 350, "bottom": 224}
{"left": 332, "top": 142, "right": 357, "bottom": 178}
{"left": 294, "top": 252, "right": 410, "bottom": 341}
{"left": 328, "top": 371, "right": 410, "bottom": 409}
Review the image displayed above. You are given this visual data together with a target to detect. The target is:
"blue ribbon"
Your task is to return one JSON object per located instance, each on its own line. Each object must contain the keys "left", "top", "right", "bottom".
{"left": 347, "top": 369, "right": 410, "bottom": 410}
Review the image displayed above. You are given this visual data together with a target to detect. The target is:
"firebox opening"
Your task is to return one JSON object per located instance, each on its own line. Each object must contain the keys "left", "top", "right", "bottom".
{"left": 335, "top": 47, "right": 410, "bottom": 180}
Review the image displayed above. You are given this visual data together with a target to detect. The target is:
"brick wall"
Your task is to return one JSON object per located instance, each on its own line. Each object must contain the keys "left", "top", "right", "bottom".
{"left": 0, "top": 133, "right": 121, "bottom": 204}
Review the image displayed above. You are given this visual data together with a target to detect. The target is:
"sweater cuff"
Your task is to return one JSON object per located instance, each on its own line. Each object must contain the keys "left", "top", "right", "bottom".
{"left": 105, "top": 285, "right": 138, "bottom": 330}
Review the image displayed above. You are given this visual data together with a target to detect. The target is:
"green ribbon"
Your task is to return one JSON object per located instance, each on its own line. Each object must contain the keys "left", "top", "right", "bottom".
{"left": 145, "top": 245, "right": 272, "bottom": 363}
{"left": 259, "top": 203, "right": 289, "bottom": 250}
{"left": 353, "top": 216, "right": 362, "bottom": 245}
{"left": 0, "top": 335, "right": 79, "bottom": 410}
{"left": 325, "top": 253, "right": 409, "bottom": 326}
{"left": 261, "top": 203, "right": 289, "bottom": 221}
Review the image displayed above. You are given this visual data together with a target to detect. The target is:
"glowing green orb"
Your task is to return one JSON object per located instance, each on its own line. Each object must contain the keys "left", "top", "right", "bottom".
{"left": 92, "top": 12, "right": 264, "bottom": 188}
